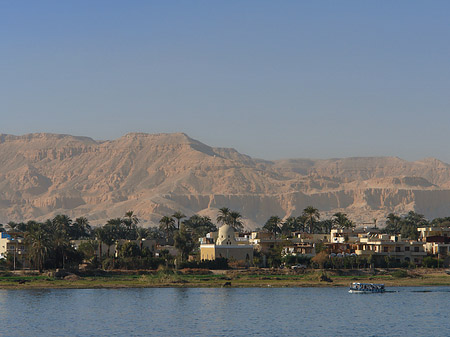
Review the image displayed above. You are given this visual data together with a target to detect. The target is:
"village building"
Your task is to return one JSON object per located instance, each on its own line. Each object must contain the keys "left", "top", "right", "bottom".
{"left": 200, "top": 224, "right": 253, "bottom": 263}
{"left": 352, "top": 233, "right": 426, "bottom": 264}
{"left": 282, "top": 233, "right": 330, "bottom": 257}
{"left": 0, "top": 231, "right": 29, "bottom": 268}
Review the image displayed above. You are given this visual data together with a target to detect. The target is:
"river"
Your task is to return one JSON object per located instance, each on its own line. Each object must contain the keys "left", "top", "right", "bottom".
{"left": 0, "top": 287, "right": 449, "bottom": 336}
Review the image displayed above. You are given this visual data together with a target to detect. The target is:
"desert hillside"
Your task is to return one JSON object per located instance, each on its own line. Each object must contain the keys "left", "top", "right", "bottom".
{"left": 1, "top": 132, "right": 450, "bottom": 228}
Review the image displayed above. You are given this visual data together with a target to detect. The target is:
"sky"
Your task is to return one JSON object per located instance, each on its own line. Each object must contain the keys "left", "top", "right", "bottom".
{"left": 1, "top": 1, "right": 450, "bottom": 162}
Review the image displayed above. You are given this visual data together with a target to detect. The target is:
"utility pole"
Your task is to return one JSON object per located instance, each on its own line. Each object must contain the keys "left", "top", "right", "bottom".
{"left": 13, "top": 246, "right": 16, "bottom": 271}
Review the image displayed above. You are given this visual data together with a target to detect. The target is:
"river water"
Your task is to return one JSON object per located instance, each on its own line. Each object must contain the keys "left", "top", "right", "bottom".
{"left": 0, "top": 287, "right": 449, "bottom": 336}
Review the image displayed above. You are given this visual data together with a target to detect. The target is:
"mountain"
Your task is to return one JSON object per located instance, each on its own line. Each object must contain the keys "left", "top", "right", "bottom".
{"left": 1, "top": 132, "right": 450, "bottom": 228}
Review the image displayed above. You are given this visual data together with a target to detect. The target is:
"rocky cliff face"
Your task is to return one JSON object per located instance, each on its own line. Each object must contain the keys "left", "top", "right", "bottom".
{"left": 1, "top": 132, "right": 450, "bottom": 228}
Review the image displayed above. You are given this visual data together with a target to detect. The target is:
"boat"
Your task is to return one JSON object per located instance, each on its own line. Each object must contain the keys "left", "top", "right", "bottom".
{"left": 349, "top": 282, "right": 385, "bottom": 294}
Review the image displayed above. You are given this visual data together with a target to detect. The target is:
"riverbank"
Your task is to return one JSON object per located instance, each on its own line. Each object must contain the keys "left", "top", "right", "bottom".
{"left": 1, "top": 268, "right": 449, "bottom": 289}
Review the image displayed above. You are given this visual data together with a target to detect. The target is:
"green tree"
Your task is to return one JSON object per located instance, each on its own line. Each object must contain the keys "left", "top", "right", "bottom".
{"left": 281, "top": 217, "right": 298, "bottom": 236}
{"left": 302, "top": 206, "right": 320, "bottom": 233}
{"left": 217, "top": 208, "right": 244, "bottom": 231}
{"left": 264, "top": 216, "right": 282, "bottom": 238}
{"left": 216, "top": 207, "right": 231, "bottom": 226}
{"left": 118, "top": 242, "right": 141, "bottom": 258}
{"left": 318, "top": 219, "right": 333, "bottom": 234}
{"left": 71, "top": 217, "right": 92, "bottom": 239}
{"left": 183, "top": 215, "right": 217, "bottom": 240}
{"left": 78, "top": 240, "right": 97, "bottom": 261}
{"left": 174, "top": 227, "right": 196, "bottom": 262}
{"left": 52, "top": 225, "right": 70, "bottom": 268}
{"left": 25, "top": 223, "right": 52, "bottom": 272}
{"left": 332, "top": 212, "right": 355, "bottom": 230}
{"left": 123, "top": 211, "right": 139, "bottom": 240}
{"left": 159, "top": 216, "right": 176, "bottom": 241}
{"left": 384, "top": 213, "right": 402, "bottom": 234}
{"left": 228, "top": 211, "right": 244, "bottom": 232}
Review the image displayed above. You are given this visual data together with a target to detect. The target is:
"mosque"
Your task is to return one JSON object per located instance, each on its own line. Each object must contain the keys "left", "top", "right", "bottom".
{"left": 200, "top": 224, "right": 254, "bottom": 263}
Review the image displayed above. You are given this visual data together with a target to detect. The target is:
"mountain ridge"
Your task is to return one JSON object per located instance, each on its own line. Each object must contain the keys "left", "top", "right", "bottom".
{"left": 1, "top": 132, "right": 450, "bottom": 228}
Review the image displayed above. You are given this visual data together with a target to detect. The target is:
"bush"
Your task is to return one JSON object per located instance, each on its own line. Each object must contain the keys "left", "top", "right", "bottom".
{"left": 282, "top": 255, "right": 312, "bottom": 267}
{"left": 422, "top": 256, "right": 443, "bottom": 268}
{"left": 392, "top": 269, "right": 408, "bottom": 278}
{"left": 102, "top": 257, "right": 167, "bottom": 270}
{"left": 180, "top": 258, "right": 229, "bottom": 270}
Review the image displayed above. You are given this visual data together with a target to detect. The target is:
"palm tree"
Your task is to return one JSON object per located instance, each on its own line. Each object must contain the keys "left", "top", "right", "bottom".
{"left": 174, "top": 227, "right": 196, "bottom": 262}
{"left": 296, "top": 215, "right": 307, "bottom": 232}
{"left": 123, "top": 211, "right": 139, "bottom": 239}
{"left": 172, "top": 211, "right": 186, "bottom": 230}
{"left": 100, "top": 225, "right": 117, "bottom": 257}
{"left": 281, "top": 217, "right": 298, "bottom": 236}
{"left": 159, "top": 216, "right": 176, "bottom": 241}
{"left": 319, "top": 219, "right": 334, "bottom": 234}
{"left": 264, "top": 216, "right": 282, "bottom": 238}
{"left": 229, "top": 211, "right": 244, "bottom": 232}
{"left": 332, "top": 212, "right": 354, "bottom": 230}
{"left": 385, "top": 213, "right": 401, "bottom": 234}
{"left": 135, "top": 227, "right": 149, "bottom": 252}
{"left": 25, "top": 223, "right": 51, "bottom": 272}
{"left": 302, "top": 206, "right": 320, "bottom": 233}
{"left": 53, "top": 227, "right": 70, "bottom": 268}
{"left": 125, "top": 211, "right": 140, "bottom": 225}
{"left": 72, "top": 217, "right": 91, "bottom": 239}
{"left": 217, "top": 207, "right": 231, "bottom": 225}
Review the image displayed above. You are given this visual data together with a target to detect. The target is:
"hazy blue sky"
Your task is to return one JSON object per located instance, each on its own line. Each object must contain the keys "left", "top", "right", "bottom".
{"left": 1, "top": 1, "right": 450, "bottom": 161}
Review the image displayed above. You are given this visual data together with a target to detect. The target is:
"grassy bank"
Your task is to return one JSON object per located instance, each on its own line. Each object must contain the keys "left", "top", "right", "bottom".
{"left": 0, "top": 269, "right": 449, "bottom": 289}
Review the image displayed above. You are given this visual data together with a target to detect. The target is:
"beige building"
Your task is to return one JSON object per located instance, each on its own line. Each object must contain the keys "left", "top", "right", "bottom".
{"left": 353, "top": 233, "right": 426, "bottom": 264}
{"left": 200, "top": 225, "right": 253, "bottom": 262}
{"left": 418, "top": 227, "right": 450, "bottom": 241}
{"left": 0, "top": 232, "right": 29, "bottom": 268}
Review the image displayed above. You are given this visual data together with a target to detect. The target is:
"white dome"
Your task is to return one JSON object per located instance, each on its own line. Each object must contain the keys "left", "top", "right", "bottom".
{"left": 216, "top": 224, "right": 237, "bottom": 245}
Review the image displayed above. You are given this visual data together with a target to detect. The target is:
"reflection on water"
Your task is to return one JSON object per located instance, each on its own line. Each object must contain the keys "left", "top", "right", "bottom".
{"left": 0, "top": 287, "right": 449, "bottom": 336}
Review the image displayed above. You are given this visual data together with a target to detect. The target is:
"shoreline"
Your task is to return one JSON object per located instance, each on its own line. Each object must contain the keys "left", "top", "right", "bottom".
{"left": 1, "top": 268, "right": 449, "bottom": 290}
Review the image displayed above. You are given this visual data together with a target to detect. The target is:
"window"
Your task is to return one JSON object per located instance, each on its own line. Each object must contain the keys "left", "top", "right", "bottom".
{"left": 395, "top": 247, "right": 401, "bottom": 252}
{"left": 405, "top": 247, "right": 410, "bottom": 251}
{"left": 383, "top": 247, "right": 388, "bottom": 252}
{"left": 414, "top": 247, "right": 419, "bottom": 252}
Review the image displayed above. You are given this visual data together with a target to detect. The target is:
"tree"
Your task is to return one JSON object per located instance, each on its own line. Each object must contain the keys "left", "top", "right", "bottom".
{"left": 311, "top": 251, "right": 329, "bottom": 269}
{"left": 264, "top": 216, "right": 282, "bottom": 238}
{"left": 78, "top": 240, "right": 97, "bottom": 261}
{"left": 216, "top": 207, "right": 231, "bottom": 226}
{"left": 228, "top": 211, "right": 244, "bottom": 232}
{"left": 136, "top": 227, "right": 149, "bottom": 251}
{"left": 384, "top": 213, "right": 402, "bottom": 234}
{"left": 332, "top": 212, "right": 355, "bottom": 230}
{"left": 159, "top": 216, "right": 176, "bottom": 241}
{"left": 123, "top": 211, "right": 139, "bottom": 240}
{"left": 295, "top": 215, "right": 307, "bottom": 232}
{"left": 52, "top": 214, "right": 72, "bottom": 233}
{"left": 302, "top": 206, "right": 320, "bottom": 233}
{"left": 217, "top": 207, "right": 244, "bottom": 231}
{"left": 71, "top": 217, "right": 92, "bottom": 239}
{"left": 25, "top": 223, "right": 52, "bottom": 272}
{"left": 93, "top": 227, "right": 107, "bottom": 259}
{"left": 118, "top": 242, "right": 141, "bottom": 258}
{"left": 125, "top": 211, "right": 139, "bottom": 225}
{"left": 52, "top": 225, "right": 70, "bottom": 268}
{"left": 174, "top": 227, "right": 196, "bottom": 262}
{"left": 318, "top": 219, "right": 333, "bottom": 234}
{"left": 281, "top": 217, "right": 298, "bottom": 236}
{"left": 183, "top": 215, "right": 217, "bottom": 240}
{"left": 99, "top": 223, "right": 119, "bottom": 257}
{"left": 172, "top": 211, "right": 186, "bottom": 230}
